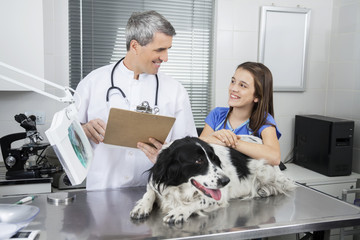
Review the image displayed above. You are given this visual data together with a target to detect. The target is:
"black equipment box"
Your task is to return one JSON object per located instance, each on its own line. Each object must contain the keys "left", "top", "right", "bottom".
{"left": 293, "top": 115, "right": 354, "bottom": 176}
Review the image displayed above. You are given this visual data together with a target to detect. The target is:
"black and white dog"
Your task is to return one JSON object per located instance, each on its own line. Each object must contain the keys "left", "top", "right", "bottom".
{"left": 130, "top": 136, "right": 296, "bottom": 224}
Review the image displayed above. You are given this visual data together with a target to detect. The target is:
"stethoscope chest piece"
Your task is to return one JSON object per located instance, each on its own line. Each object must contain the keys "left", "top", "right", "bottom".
{"left": 136, "top": 101, "right": 159, "bottom": 115}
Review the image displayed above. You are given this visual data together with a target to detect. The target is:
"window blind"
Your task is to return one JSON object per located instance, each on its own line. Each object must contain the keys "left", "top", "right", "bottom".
{"left": 69, "top": 0, "right": 214, "bottom": 127}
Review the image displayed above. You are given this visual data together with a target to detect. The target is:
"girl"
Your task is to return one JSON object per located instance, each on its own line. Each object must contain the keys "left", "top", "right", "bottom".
{"left": 200, "top": 62, "right": 281, "bottom": 165}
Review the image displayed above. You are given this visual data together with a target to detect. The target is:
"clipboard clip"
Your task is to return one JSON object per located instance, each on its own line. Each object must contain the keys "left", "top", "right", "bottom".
{"left": 136, "top": 101, "right": 160, "bottom": 115}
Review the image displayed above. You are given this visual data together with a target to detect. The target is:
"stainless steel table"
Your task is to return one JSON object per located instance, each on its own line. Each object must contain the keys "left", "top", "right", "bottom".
{"left": 1, "top": 184, "right": 360, "bottom": 240}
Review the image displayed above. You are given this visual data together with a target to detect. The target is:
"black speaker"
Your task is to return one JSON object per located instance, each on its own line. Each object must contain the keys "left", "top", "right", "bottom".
{"left": 293, "top": 115, "right": 354, "bottom": 176}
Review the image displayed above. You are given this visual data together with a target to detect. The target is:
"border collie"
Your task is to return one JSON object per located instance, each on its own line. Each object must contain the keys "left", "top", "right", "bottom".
{"left": 130, "top": 136, "right": 296, "bottom": 224}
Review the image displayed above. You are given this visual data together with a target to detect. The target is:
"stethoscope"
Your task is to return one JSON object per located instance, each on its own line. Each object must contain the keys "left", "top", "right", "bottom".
{"left": 106, "top": 57, "right": 160, "bottom": 114}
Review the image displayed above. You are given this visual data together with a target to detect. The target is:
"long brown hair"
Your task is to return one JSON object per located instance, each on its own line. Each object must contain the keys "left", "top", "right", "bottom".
{"left": 224, "top": 62, "right": 274, "bottom": 136}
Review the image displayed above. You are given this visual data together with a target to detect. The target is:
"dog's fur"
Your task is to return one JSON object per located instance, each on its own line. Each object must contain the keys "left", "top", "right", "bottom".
{"left": 130, "top": 136, "right": 296, "bottom": 224}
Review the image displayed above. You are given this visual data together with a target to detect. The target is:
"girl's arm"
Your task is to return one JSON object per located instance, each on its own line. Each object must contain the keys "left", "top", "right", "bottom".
{"left": 233, "top": 126, "right": 281, "bottom": 165}
{"left": 200, "top": 124, "right": 281, "bottom": 166}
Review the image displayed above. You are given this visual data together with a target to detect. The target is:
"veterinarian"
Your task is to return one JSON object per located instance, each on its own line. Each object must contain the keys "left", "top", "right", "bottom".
{"left": 200, "top": 62, "right": 281, "bottom": 166}
{"left": 75, "top": 10, "right": 197, "bottom": 190}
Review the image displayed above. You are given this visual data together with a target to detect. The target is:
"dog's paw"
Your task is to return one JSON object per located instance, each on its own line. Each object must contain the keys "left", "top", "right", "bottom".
{"left": 257, "top": 187, "right": 271, "bottom": 197}
{"left": 130, "top": 202, "right": 153, "bottom": 220}
{"left": 163, "top": 209, "right": 191, "bottom": 224}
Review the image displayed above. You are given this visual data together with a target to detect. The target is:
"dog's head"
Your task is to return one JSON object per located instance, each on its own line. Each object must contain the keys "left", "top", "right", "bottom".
{"left": 149, "top": 137, "right": 230, "bottom": 201}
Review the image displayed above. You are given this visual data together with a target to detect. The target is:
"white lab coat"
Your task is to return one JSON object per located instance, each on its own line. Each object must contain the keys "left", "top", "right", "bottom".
{"left": 75, "top": 61, "right": 197, "bottom": 190}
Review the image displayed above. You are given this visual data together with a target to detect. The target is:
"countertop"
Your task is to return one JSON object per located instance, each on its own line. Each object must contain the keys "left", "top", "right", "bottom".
{"left": 1, "top": 184, "right": 360, "bottom": 239}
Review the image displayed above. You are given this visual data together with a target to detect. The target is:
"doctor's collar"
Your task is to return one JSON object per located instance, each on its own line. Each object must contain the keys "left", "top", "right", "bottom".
{"left": 117, "top": 60, "right": 156, "bottom": 81}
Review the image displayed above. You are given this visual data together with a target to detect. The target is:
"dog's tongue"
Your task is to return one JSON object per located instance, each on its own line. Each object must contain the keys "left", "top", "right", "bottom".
{"left": 207, "top": 188, "right": 221, "bottom": 201}
{"left": 192, "top": 180, "right": 222, "bottom": 201}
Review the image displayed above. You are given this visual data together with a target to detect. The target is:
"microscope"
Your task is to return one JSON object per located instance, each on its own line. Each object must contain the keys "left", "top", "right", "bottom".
{"left": 0, "top": 114, "right": 59, "bottom": 179}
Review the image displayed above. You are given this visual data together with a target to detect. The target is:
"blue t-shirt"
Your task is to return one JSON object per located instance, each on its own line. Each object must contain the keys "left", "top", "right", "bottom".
{"left": 205, "top": 107, "right": 281, "bottom": 139}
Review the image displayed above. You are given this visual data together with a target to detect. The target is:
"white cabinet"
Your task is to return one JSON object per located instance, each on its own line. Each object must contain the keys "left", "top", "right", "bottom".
{"left": 283, "top": 163, "right": 360, "bottom": 204}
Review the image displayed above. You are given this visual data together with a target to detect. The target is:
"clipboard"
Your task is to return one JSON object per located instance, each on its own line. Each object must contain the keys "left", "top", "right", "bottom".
{"left": 103, "top": 108, "right": 176, "bottom": 148}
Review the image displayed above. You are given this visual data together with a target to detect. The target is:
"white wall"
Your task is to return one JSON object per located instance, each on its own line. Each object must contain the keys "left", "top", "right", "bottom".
{"left": 1, "top": 0, "right": 359, "bottom": 173}
{"left": 0, "top": 0, "right": 44, "bottom": 91}
{"left": 327, "top": 0, "right": 360, "bottom": 172}
{"left": 0, "top": 0, "right": 67, "bottom": 151}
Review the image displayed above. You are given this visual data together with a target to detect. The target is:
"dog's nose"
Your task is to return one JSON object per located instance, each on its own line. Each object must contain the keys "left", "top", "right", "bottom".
{"left": 218, "top": 176, "right": 230, "bottom": 187}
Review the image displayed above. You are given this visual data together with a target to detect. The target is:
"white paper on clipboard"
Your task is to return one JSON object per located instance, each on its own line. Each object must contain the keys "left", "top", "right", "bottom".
{"left": 103, "top": 108, "right": 176, "bottom": 148}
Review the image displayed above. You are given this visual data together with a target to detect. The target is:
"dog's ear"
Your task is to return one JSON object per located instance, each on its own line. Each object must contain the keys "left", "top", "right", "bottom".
{"left": 149, "top": 145, "right": 185, "bottom": 191}
{"left": 150, "top": 148, "right": 174, "bottom": 184}
{"left": 150, "top": 147, "right": 172, "bottom": 182}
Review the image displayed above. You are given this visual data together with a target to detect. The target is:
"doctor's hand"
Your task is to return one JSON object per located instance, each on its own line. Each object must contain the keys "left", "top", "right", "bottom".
{"left": 82, "top": 118, "right": 106, "bottom": 144}
{"left": 137, "top": 138, "right": 163, "bottom": 164}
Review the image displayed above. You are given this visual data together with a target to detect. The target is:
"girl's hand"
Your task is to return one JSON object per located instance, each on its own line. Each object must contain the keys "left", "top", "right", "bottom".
{"left": 199, "top": 135, "right": 226, "bottom": 146}
{"left": 210, "top": 129, "right": 240, "bottom": 148}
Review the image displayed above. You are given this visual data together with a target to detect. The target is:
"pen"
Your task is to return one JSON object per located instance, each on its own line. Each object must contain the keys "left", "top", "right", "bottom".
{"left": 15, "top": 196, "right": 36, "bottom": 204}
